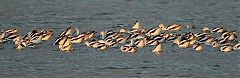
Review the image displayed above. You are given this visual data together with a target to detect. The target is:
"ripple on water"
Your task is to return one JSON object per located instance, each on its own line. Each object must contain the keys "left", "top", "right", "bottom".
{"left": 208, "top": 3, "right": 217, "bottom": 6}
{"left": 236, "top": 16, "right": 240, "bottom": 18}
{"left": 138, "top": 66, "right": 157, "bottom": 69}
{"left": 177, "top": 74, "right": 195, "bottom": 78}
{"left": 157, "top": 2, "right": 168, "bottom": 4}
{"left": 98, "top": 66, "right": 133, "bottom": 70}
{"left": 155, "top": 74, "right": 170, "bottom": 77}
{"left": 40, "top": 21, "right": 63, "bottom": 24}
{"left": 212, "top": 64, "right": 220, "bottom": 70}
{"left": 95, "top": 12, "right": 114, "bottom": 16}
{"left": 87, "top": 17, "right": 113, "bottom": 21}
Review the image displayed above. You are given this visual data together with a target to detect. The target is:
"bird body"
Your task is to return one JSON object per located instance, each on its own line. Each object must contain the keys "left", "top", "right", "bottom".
{"left": 152, "top": 43, "right": 161, "bottom": 53}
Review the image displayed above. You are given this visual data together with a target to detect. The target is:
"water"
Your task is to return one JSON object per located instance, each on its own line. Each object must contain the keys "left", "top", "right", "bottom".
{"left": 0, "top": 0, "right": 240, "bottom": 78}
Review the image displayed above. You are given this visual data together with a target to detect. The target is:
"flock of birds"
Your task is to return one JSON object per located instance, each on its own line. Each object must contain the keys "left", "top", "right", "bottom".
{"left": 0, "top": 21, "right": 240, "bottom": 54}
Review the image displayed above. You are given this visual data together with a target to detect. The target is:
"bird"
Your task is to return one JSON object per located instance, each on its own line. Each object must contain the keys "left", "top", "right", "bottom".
{"left": 139, "top": 28, "right": 146, "bottom": 34}
{"left": 145, "top": 24, "right": 162, "bottom": 36}
{"left": 135, "top": 38, "right": 145, "bottom": 48}
{"left": 166, "top": 33, "right": 181, "bottom": 42}
{"left": 152, "top": 42, "right": 161, "bottom": 53}
{"left": 120, "top": 45, "right": 130, "bottom": 52}
{"left": 212, "top": 27, "right": 225, "bottom": 33}
{"left": 197, "top": 35, "right": 213, "bottom": 45}
{"left": 119, "top": 27, "right": 126, "bottom": 33}
{"left": 70, "top": 32, "right": 87, "bottom": 44}
{"left": 189, "top": 38, "right": 197, "bottom": 46}
{"left": 127, "top": 33, "right": 140, "bottom": 40}
{"left": 20, "top": 35, "right": 29, "bottom": 47}
{"left": 59, "top": 26, "right": 72, "bottom": 36}
{"left": 105, "top": 30, "right": 117, "bottom": 39}
{"left": 193, "top": 43, "right": 203, "bottom": 52}
{"left": 180, "top": 32, "right": 193, "bottom": 41}
{"left": 29, "top": 32, "right": 43, "bottom": 44}
{"left": 194, "top": 33, "right": 209, "bottom": 38}
{"left": 42, "top": 30, "right": 53, "bottom": 41}
{"left": 1, "top": 22, "right": 240, "bottom": 54}
{"left": 116, "top": 36, "right": 127, "bottom": 44}
{"left": 5, "top": 34, "right": 21, "bottom": 42}
{"left": 225, "top": 32, "right": 237, "bottom": 41}
{"left": 12, "top": 35, "right": 22, "bottom": 45}
{"left": 5, "top": 28, "right": 17, "bottom": 34}
{"left": 211, "top": 40, "right": 220, "bottom": 48}
{"left": 160, "top": 33, "right": 170, "bottom": 39}
{"left": 219, "top": 30, "right": 236, "bottom": 40}
{"left": 86, "top": 31, "right": 96, "bottom": 39}
{"left": 164, "top": 24, "right": 182, "bottom": 31}
{"left": 131, "top": 20, "right": 140, "bottom": 30}
{"left": 99, "top": 31, "right": 106, "bottom": 39}
{"left": 202, "top": 27, "right": 212, "bottom": 34}
{"left": 59, "top": 43, "right": 72, "bottom": 52}
{"left": 104, "top": 38, "right": 117, "bottom": 47}
{"left": 0, "top": 32, "right": 6, "bottom": 41}
{"left": 71, "top": 36, "right": 84, "bottom": 44}
{"left": 172, "top": 38, "right": 180, "bottom": 47}
{"left": 128, "top": 28, "right": 139, "bottom": 34}
{"left": 127, "top": 46, "right": 137, "bottom": 53}
{"left": 178, "top": 40, "right": 190, "bottom": 48}
{"left": 88, "top": 40, "right": 100, "bottom": 49}
{"left": 97, "top": 43, "right": 108, "bottom": 51}
{"left": 28, "top": 30, "right": 39, "bottom": 38}
{"left": 15, "top": 41, "right": 25, "bottom": 50}
{"left": 146, "top": 39, "right": 159, "bottom": 46}
{"left": 72, "top": 27, "right": 80, "bottom": 36}
{"left": 84, "top": 41, "right": 91, "bottom": 47}
{"left": 152, "top": 34, "right": 167, "bottom": 43}
{"left": 220, "top": 45, "right": 233, "bottom": 53}
{"left": 58, "top": 36, "right": 72, "bottom": 51}
{"left": 233, "top": 43, "right": 240, "bottom": 50}
{"left": 54, "top": 35, "right": 68, "bottom": 45}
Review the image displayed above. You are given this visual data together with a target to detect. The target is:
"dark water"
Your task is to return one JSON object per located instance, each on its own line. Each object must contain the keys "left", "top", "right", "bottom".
{"left": 0, "top": 0, "right": 240, "bottom": 78}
